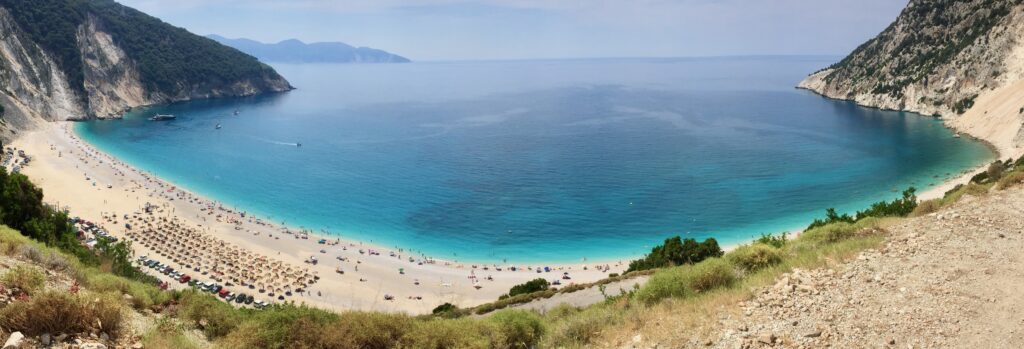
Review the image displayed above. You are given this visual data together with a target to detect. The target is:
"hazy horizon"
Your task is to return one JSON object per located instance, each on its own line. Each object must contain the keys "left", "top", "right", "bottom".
{"left": 119, "top": 0, "right": 908, "bottom": 61}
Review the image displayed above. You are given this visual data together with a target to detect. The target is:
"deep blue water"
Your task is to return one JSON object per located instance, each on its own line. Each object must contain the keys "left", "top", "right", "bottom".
{"left": 77, "top": 57, "right": 994, "bottom": 263}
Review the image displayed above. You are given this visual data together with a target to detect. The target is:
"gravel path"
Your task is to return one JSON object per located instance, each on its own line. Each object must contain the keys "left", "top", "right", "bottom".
{"left": 707, "top": 187, "right": 1024, "bottom": 348}
{"left": 509, "top": 276, "right": 650, "bottom": 313}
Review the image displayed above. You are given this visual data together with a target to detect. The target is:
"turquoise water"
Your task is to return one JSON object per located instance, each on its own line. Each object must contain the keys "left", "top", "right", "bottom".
{"left": 77, "top": 57, "right": 994, "bottom": 263}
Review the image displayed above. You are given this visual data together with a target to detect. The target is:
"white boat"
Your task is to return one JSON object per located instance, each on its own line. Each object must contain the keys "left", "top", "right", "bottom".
{"left": 149, "top": 114, "right": 176, "bottom": 121}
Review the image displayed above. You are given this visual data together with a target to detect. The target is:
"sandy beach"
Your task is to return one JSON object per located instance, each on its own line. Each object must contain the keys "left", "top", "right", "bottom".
{"left": 12, "top": 122, "right": 622, "bottom": 315}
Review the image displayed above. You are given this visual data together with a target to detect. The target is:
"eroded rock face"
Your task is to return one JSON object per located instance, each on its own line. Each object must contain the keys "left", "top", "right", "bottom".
{"left": 77, "top": 13, "right": 148, "bottom": 119}
{"left": 0, "top": 3, "right": 292, "bottom": 141}
{"left": 0, "top": 7, "right": 86, "bottom": 131}
{"left": 799, "top": 0, "right": 1024, "bottom": 118}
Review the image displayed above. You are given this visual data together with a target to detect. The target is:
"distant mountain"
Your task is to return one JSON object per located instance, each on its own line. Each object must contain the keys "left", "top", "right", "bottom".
{"left": 207, "top": 35, "right": 411, "bottom": 64}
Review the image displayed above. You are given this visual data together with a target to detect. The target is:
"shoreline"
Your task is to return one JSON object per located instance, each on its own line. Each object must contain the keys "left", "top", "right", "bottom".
{"left": 72, "top": 119, "right": 630, "bottom": 267}
{"left": 14, "top": 122, "right": 619, "bottom": 314}
{"left": 796, "top": 79, "right": 1024, "bottom": 201}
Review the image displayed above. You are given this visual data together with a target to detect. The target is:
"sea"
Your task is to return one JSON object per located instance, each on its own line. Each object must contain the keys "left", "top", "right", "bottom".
{"left": 76, "top": 57, "right": 994, "bottom": 263}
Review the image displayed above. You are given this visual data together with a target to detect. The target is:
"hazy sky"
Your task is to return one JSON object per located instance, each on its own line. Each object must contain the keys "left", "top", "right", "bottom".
{"left": 119, "top": 0, "right": 908, "bottom": 61}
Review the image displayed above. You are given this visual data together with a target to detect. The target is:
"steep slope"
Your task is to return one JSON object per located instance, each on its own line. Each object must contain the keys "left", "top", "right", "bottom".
{"left": 207, "top": 34, "right": 411, "bottom": 63}
{"left": 799, "top": 0, "right": 1024, "bottom": 156}
{"left": 0, "top": 0, "right": 292, "bottom": 138}
{"left": 706, "top": 187, "right": 1024, "bottom": 348}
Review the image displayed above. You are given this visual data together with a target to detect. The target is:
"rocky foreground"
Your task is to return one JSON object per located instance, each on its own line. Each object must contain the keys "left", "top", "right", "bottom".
{"left": 706, "top": 187, "right": 1024, "bottom": 348}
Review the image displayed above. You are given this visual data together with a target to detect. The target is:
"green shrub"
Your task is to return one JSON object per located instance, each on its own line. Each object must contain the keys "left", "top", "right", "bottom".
{"left": 800, "top": 222, "right": 857, "bottom": 244}
{"left": 635, "top": 258, "right": 736, "bottom": 303}
{"left": 807, "top": 187, "right": 916, "bottom": 230}
{"left": 432, "top": 302, "right": 456, "bottom": 314}
{"left": 217, "top": 304, "right": 346, "bottom": 349}
{"left": 727, "top": 244, "right": 783, "bottom": 272}
{"left": 806, "top": 208, "right": 854, "bottom": 230}
{"left": 477, "top": 288, "right": 558, "bottom": 315}
{"left": 505, "top": 278, "right": 550, "bottom": 299}
{"left": 971, "top": 171, "right": 990, "bottom": 184}
{"left": 800, "top": 217, "right": 882, "bottom": 246}
{"left": 177, "top": 290, "right": 243, "bottom": 338}
{"left": 942, "top": 182, "right": 991, "bottom": 203}
{"left": 401, "top": 318, "right": 494, "bottom": 349}
{"left": 488, "top": 310, "right": 545, "bottom": 349}
{"left": 952, "top": 94, "right": 977, "bottom": 114}
{"left": 755, "top": 232, "right": 788, "bottom": 248}
{"left": 328, "top": 311, "right": 415, "bottom": 348}
{"left": 627, "top": 237, "right": 723, "bottom": 272}
{"left": 142, "top": 318, "right": 199, "bottom": 349}
{"left": 543, "top": 303, "right": 579, "bottom": 322}
{"left": 82, "top": 271, "right": 171, "bottom": 310}
{"left": 430, "top": 302, "right": 465, "bottom": 318}
{"left": 1, "top": 264, "right": 46, "bottom": 294}
{"left": 541, "top": 306, "right": 622, "bottom": 348}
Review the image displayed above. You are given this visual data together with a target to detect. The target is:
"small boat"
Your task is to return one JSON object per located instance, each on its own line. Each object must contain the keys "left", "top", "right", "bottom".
{"left": 233, "top": 110, "right": 240, "bottom": 115}
{"left": 149, "top": 114, "right": 176, "bottom": 121}
{"left": 954, "top": 133, "right": 961, "bottom": 138}
{"left": 215, "top": 123, "right": 222, "bottom": 129}
{"left": 296, "top": 142, "right": 302, "bottom": 147}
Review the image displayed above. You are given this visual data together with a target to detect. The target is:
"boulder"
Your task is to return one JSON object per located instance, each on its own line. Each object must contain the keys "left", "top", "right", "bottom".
{"left": 2, "top": 332, "right": 24, "bottom": 349}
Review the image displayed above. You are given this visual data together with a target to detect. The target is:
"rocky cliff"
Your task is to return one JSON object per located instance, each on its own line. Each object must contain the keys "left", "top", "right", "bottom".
{"left": 0, "top": 0, "right": 292, "bottom": 140}
{"left": 799, "top": 0, "right": 1024, "bottom": 156}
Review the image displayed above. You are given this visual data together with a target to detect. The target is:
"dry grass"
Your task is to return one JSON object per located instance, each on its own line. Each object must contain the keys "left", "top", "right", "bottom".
{"left": 1, "top": 264, "right": 46, "bottom": 295}
{"left": 943, "top": 182, "right": 992, "bottom": 204}
{"left": 141, "top": 318, "right": 200, "bottom": 349}
{"left": 564, "top": 219, "right": 890, "bottom": 348}
{"left": 0, "top": 290, "right": 125, "bottom": 336}
{"left": 727, "top": 244, "right": 783, "bottom": 272}
{"left": 996, "top": 170, "right": 1024, "bottom": 190}
{"left": 909, "top": 198, "right": 942, "bottom": 217}
{"left": 82, "top": 271, "right": 172, "bottom": 311}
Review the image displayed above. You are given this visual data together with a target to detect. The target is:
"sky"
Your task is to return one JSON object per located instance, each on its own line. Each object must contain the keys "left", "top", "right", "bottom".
{"left": 118, "top": 0, "right": 908, "bottom": 61}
